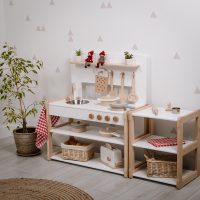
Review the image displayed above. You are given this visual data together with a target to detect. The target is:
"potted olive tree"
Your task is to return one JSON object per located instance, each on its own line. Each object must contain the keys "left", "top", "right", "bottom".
{"left": 0, "top": 44, "right": 43, "bottom": 156}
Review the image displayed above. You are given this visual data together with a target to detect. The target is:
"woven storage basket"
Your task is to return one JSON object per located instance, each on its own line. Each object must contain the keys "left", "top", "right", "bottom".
{"left": 144, "top": 150, "right": 177, "bottom": 178}
{"left": 61, "top": 142, "right": 95, "bottom": 162}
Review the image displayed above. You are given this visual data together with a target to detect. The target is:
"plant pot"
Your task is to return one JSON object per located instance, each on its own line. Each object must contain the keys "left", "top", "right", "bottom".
{"left": 13, "top": 127, "right": 41, "bottom": 157}
{"left": 75, "top": 55, "right": 82, "bottom": 62}
{"left": 125, "top": 58, "right": 134, "bottom": 65}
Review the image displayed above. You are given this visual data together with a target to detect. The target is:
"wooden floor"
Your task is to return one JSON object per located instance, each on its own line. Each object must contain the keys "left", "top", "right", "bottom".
{"left": 0, "top": 137, "right": 200, "bottom": 200}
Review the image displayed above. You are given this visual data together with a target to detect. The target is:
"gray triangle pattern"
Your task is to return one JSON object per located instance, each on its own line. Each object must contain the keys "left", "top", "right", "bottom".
{"left": 174, "top": 52, "right": 181, "bottom": 59}
{"left": 132, "top": 44, "right": 139, "bottom": 50}
{"left": 33, "top": 55, "right": 37, "bottom": 60}
{"left": 50, "top": 0, "right": 55, "bottom": 5}
{"left": 36, "top": 26, "right": 41, "bottom": 31}
{"left": 68, "top": 36, "right": 73, "bottom": 42}
{"left": 56, "top": 67, "right": 60, "bottom": 73}
{"left": 68, "top": 30, "right": 73, "bottom": 36}
{"left": 150, "top": 11, "right": 157, "bottom": 18}
{"left": 41, "top": 26, "right": 46, "bottom": 31}
{"left": 107, "top": 2, "right": 112, "bottom": 8}
{"left": 9, "top": 0, "right": 13, "bottom": 6}
{"left": 26, "top": 15, "right": 30, "bottom": 21}
{"left": 101, "top": 2, "right": 106, "bottom": 8}
{"left": 97, "top": 36, "right": 103, "bottom": 42}
{"left": 194, "top": 87, "right": 200, "bottom": 94}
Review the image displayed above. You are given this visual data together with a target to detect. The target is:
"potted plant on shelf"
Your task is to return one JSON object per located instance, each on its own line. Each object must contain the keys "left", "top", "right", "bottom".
{"left": 0, "top": 44, "right": 43, "bottom": 156}
{"left": 75, "top": 49, "right": 82, "bottom": 62}
{"left": 124, "top": 51, "right": 134, "bottom": 65}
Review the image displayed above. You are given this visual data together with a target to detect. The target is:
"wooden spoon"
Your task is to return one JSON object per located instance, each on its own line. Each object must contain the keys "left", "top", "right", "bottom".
{"left": 119, "top": 72, "right": 127, "bottom": 103}
{"left": 109, "top": 70, "right": 115, "bottom": 97}
{"left": 128, "top": 72, "right": 138, "bottom": 103}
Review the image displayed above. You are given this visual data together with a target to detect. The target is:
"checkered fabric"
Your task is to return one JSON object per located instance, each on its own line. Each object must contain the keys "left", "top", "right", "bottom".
{"left": 147, "top": 137, "right": 181, "bottom": 147}
{"left": 36, "top": 107, "right": 60, "bottom": 149}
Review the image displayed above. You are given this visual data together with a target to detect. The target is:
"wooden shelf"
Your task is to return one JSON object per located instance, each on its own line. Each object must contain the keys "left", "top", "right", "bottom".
{"left": 133, "top": 167, "right": 193, "bottom": 186}
{"left": 51, "top": 153, "right": 124, "bottom": 175}
{"left": 69, "top": 61, "right": 139, "bottom": 70}
{"left": 133, "top": 135, "right": 194, "bottom": 154}
{"left": 51, "top": 125, "right": 124, "bottom": 145}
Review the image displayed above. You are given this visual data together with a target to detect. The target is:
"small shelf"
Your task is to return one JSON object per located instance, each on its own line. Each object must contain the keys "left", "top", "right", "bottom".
{"left": 69, "top": 61, "right": 139, "bottom": 70}
{"left": 51, "top": 153, "right": 124, "bottom": 175}
{"left": 51, "top": 125, "right": 124, "bottom": 145}
{"left": 133, "top": 168, "right": 193, "bottom": 186}
{"left": 132, "top": 107, "right": 193, "bottom": 122}
{"left": 133, "top": 135, "right": 194, "bottom": 154}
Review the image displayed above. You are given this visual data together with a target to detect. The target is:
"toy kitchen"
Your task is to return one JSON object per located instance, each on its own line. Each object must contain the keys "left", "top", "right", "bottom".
{"left": 46, "top": 51, "right": 149, "bottom": 178}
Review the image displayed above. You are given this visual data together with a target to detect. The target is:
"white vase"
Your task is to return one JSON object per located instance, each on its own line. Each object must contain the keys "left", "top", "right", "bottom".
{"left": 75, "top": 56, "right": 82, "bottom": 62}
{"left": 125, "top": 58, "right": 133, "bottom": 65}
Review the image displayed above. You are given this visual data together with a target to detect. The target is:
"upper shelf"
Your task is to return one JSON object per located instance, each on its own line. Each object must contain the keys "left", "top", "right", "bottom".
{"left": 69, "top": 61, "right": 139, "bottom": 70}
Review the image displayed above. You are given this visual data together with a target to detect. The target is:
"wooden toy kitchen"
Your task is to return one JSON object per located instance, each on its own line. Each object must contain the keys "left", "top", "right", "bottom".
{"left": 45, "top": 51, "right": 200, "bottom": 189}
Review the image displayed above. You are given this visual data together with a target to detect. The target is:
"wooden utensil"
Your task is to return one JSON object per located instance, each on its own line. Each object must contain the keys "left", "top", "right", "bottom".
{"left": 119, "top": 72, "right": 127, "bottom": 103}
{"left": 128, "top": 72, "right": 138, "bottom": 103}
{"left": 109, "top": 70, "right": 115, "bottom": 97}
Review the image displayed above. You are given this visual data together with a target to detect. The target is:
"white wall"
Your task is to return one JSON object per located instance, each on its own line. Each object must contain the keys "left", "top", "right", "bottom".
{"left": 1, "top": 0, "right": 200, "bottom": 136}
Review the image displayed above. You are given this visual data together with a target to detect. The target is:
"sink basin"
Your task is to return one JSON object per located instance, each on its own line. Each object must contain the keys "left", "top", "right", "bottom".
{"left": 66, "top": 99, "right": 90, "bottom": 105}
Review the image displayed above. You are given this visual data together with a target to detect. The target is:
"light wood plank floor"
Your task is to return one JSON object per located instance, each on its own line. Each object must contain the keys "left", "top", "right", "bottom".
{"left": 0, "top": 136, "right": 200, "bottom": 200}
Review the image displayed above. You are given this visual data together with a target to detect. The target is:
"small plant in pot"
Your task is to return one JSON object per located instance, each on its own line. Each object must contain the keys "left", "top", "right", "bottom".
{"left": 75, "top": 49, "right": 82, "bottom": 62}
{"left": 0, "top": 44, "right": 43, "bottom": 156}
{"left": 124, "top": 51, "right": 134, "bottom": 65}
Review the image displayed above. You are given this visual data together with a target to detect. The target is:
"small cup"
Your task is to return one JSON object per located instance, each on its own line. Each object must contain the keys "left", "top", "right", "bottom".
{"left": 172, "top": 107, "right": 180, "bottom": 114}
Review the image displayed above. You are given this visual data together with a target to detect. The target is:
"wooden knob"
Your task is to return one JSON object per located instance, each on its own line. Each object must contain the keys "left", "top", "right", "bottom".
{"left": 113, "top": 116, "right": 119, "bottom": 122}
{"left": 105, "top": 116, "right": 110, "bottom": 121}
{"left": 97, "top": 114, "right": 102, "bottom": 121}
{"left": 88, "top": 113, "right": 94, "bottom": 119}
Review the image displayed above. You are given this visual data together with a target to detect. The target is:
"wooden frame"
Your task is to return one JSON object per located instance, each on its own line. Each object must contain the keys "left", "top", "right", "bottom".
{"left": 128, "top": 106, "right": 200, "bottom": 189}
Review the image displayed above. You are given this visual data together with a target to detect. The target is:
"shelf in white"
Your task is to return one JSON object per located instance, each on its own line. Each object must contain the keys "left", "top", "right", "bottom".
{"left": 133, "top": 135, "right": 193, "bottom": 154}
{"left": 69, "top": 61, "right": 139, "bottom": 70}
{"left": 51, "top": 125, "right": 124, "bottom": 145}
{"left": 51, "top": 153, "right": 124, "bottom": 175}
{"left": 132, "top": 107, "right": 193, "bottom": 122}
{"left": 133, "top": 168, "right": 193, "bottom": 186}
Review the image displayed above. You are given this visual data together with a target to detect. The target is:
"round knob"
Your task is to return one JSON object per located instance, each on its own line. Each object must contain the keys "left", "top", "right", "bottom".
{"left": 105, "top": 115, "right": 110, "bottom": 121}
{"left": 113, "top": 116, "right": 119, "bottom": 122}
{"left": 88, "top": 113, "right": 94, "bottom": 119}
{"left": 97, "top": 114, "right": 102, "bottom": 121}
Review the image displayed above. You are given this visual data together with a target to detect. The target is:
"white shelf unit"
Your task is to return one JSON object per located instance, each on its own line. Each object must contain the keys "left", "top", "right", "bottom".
{"left": 127, "top": 105, "right": 200, "bottom": 189}
{"left": 46, "top": 100, "right": 130, "bottom": 177}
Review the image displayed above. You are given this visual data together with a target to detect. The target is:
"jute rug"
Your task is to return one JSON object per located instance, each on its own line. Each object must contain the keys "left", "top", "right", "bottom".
{"left": 0, "top": 178, "right": 94, "bottom": 200}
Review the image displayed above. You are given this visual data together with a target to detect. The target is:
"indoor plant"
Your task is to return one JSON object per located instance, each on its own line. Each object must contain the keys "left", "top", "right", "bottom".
{"left": 0, "top": 44, "right": 43, "bottom": 156}
{"left": 124, "top": 51, "right": 134, "bottom": 65}
{"left": 75, "top": 49, "right": 82, "bottom": 62}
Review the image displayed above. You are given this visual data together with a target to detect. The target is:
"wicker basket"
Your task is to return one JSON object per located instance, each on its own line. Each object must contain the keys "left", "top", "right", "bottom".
{"left": 144, "top": 150, "right": 177, "bottom": 178}
{"left": 61, "top": 142, "right": 95, "bottom": 162}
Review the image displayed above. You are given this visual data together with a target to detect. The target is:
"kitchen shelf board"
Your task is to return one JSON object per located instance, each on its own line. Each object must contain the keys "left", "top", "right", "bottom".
{"left": 51, "top": 125, "right": 124, "bottom": 145}
{"left": 132, "top": 107, "right": 193, "bottom": 122}
{"left": 51, "top": 153, "right": 124, "bottom": 175}
{"left": 69, "top": 61, "right": 139, "bottom": 70}
{"left": 133, "top": 135, "right": 193, "bottom": 154}
{"left": 133, "top": 168, "right": 193, "bottom": 186}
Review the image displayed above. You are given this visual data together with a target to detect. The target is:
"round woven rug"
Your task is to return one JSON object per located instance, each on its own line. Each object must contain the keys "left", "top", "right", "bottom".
{"left": 0, "top": 178, "right": 94, "bottom": 200}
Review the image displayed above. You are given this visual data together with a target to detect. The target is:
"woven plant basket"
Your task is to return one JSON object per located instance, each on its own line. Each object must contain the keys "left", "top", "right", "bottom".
{"left": 13, "top": 127, "right": 40, "bottom": 156}
{"left": 144, "top": 150, "right": 177, "bottom": 178}
{"left": 61, "top": 142, "right": 95, "bottom": 162}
